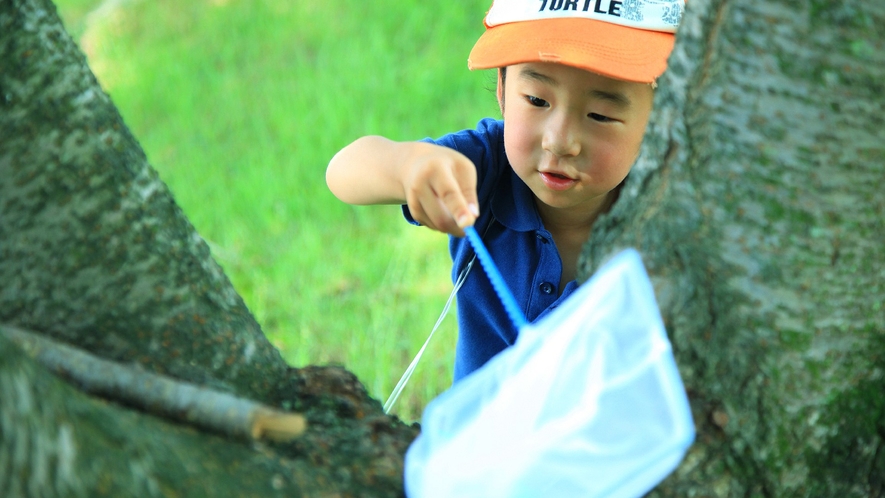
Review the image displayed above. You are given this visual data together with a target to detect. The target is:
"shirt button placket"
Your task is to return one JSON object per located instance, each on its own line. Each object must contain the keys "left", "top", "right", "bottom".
{"left": 530, "top": 229, "right": 560, "bottom": 317}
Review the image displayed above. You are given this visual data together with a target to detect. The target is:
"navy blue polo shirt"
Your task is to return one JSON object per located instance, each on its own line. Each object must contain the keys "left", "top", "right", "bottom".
{"left": 407, "top": 118, "right": 579, "bottom": 382}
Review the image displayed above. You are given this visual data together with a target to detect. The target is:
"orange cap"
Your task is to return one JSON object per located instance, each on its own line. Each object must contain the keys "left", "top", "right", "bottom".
{"left": 468, "top": 0, "right": 684, "bottom": 83}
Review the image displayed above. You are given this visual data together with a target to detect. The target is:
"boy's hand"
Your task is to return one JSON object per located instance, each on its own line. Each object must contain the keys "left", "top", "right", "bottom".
{"left": 403, "top": 143, "right": 480, "bottom": 237}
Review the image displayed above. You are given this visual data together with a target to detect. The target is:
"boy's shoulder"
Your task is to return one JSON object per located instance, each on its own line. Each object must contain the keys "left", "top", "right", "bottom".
{"left": 419, "top": 118, "right": 506, "bottom": 174}
{"left": 426, "top": 117, "right": 503, "bottom": 145}
{"left": 474, "top": 117, "right": 503, "bottom": 138}
{"left": 431, "top": 118, "right": 503, "bottom": 156}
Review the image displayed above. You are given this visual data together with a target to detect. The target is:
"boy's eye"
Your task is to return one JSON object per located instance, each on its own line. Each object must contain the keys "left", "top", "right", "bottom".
{"left": 526, "top": 95, "right": 549, "bottom": 107}
{"left": 589, "top": 112, "right": 613, "bottom": 123}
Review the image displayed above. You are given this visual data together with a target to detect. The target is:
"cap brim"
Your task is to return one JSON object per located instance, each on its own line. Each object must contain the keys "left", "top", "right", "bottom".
{"left": 468, "top": 18, "right": 674, "bottom": 83}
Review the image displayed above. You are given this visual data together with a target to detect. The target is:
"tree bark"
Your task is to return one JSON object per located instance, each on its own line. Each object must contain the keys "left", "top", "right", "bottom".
{"left": 580, "top": 0, "right": 885, "bottom": 496}
{"left": 0, "top": 0, "right": 417, "bottom": 496}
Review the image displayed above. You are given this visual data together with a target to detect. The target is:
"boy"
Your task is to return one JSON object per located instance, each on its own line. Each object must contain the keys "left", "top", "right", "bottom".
{"left": 326, "top": 0, "right": 684, "bottom": 381}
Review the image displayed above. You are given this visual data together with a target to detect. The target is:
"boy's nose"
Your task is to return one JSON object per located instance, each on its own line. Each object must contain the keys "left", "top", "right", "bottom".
{"left": 541, "top": 114, "right": 581, "bottom": 157}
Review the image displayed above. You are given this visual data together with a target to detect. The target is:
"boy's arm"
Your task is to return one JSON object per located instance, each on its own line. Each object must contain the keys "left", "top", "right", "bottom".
{"left": 326, "top": 136, "right": 479, "bottom": 236}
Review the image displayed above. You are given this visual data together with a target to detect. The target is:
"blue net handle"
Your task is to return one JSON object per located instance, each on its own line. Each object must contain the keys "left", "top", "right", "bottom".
{"left": 463, "top": 225, "right": 528, "bottom": 331}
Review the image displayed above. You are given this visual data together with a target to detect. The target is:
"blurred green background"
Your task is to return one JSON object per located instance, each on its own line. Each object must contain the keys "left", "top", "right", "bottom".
{"left": 55, "top": 0, "right": 497, "bottom": 422}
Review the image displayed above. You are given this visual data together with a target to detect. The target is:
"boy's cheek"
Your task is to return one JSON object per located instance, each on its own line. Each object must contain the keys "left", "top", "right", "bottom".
{"left": 504, "top": 131, "right": 542, "bottom": 175}
{"left": 503, "top": 119, "right": 533, "bottom": 155}
{"left": 593, "top": 143, "right": 633, "bottom": 180}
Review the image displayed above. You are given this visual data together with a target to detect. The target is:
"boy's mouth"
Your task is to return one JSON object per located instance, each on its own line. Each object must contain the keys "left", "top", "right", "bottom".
{"left": 540, "top": 171, "right": 576, "bottom": 191}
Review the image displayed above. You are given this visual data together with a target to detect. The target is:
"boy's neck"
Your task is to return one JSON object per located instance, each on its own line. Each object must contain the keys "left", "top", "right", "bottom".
{"left": 535, "top": 190, "right": 617, "bottom": 290}
{"left": 534, "top": 190, "right": 616, "bottom": 234}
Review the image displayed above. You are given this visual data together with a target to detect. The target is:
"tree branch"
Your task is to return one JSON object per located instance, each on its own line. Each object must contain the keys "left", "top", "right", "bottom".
{"left": 2, "top": 324, "right": 306, "bottom": 442}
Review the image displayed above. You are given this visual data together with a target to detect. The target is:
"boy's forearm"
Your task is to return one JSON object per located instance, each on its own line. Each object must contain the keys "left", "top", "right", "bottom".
{"left": 327, "top": 136, "right": 479, "bottom": 234}
{"left": 326, "top": 135, "right": 411, "bottom": 205}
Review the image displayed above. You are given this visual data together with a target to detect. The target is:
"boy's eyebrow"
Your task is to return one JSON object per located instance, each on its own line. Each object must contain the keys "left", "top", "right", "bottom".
{"left": 519, "top": 67, "right": 558, "bottom": 86}
{"left": 518, "top": 67, "right": 633, "bottom": 109}
{"left": 589, "top": 89, "right": 632, "bottom": 109}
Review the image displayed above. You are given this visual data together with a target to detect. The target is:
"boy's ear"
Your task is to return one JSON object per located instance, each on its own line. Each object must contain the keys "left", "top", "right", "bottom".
{"left": 496, "top": 68, "right": 505, "bottom": 115}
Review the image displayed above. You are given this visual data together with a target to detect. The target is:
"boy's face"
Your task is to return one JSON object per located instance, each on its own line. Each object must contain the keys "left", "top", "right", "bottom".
{"left": 498, "top": 63, "right": 654, "bottom": 220}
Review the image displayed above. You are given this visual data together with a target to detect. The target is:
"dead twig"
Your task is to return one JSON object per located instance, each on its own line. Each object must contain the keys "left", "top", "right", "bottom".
{"left": 1, "top": 324, "right": 306, "bottom": 442}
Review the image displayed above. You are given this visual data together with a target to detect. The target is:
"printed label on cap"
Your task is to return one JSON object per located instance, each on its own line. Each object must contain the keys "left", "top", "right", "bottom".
{"left": 486, "top": 0, "right": 684, "bottom": 33}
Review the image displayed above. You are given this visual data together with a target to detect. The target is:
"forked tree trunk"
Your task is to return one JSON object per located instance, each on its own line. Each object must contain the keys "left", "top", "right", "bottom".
{"left": 580, "top": 0, "right": 885, "bottom": 496}
{"left": 1, "top": 0, "right": 883, "bottom": 496}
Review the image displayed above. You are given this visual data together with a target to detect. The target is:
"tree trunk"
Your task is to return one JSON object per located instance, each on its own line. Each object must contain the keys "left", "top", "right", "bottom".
{"left": 580, "top": 0, "right": 885, "bottom": 496}
{"left": 0, "top": 0, "right": 417, "bottom": 496}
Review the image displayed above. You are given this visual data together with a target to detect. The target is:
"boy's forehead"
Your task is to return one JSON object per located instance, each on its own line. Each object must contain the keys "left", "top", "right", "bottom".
{"left": 512, "top": 63, "right": 648, "bottom": 105}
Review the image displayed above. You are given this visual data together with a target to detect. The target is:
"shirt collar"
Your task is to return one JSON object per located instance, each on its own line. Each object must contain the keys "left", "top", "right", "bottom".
{"left": 490, "top": 169, "right": 543, "bottom": 233}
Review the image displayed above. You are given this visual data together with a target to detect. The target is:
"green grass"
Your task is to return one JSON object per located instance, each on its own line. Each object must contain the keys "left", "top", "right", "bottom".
{"left": 55, "top": 0, "right": 498, "bottom": 422}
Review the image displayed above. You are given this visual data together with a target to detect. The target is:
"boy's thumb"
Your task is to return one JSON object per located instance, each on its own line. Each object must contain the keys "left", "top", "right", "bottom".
{"left": 456, "top": 200, "right": 480, "bottom": 228}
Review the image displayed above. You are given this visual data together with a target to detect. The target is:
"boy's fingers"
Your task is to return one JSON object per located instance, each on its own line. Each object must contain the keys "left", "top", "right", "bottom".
{"left": 444, "top": 160, "right": 479, "bottom": 229}
{"left": 406, "top": 185, "right": 457, "bottom": 234}
{"left": 409, "top": 150, "right": 479, "bottom": 236}
{"left": 455, "top": 203, "right": 478, "bottom": 229}
{"left": 434, "top": 182, "right": 476, "bottom": 230}
{"left": 407, "top": 193, "right": 442, "bottom": 233}
{"left": 461, "top": 191, "right": 480, "bottom": 228}
{"left": 424, "top": 198, "right": 457, "bottom": 233}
